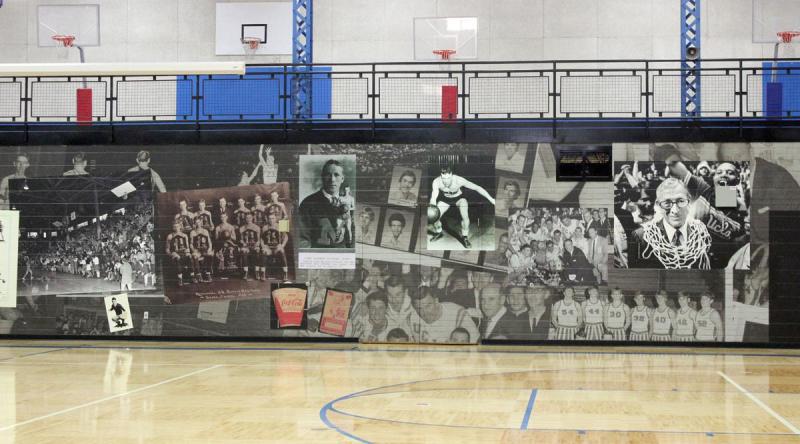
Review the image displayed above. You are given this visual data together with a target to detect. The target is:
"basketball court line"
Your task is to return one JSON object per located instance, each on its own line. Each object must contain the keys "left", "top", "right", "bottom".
{"left": 717, "top": 370, "right": 800, "bottom": 435}
{"left": 3, "top": 342, "right": 800, "bottom": 359}
{"left": 0, "top": 348, "right": 65, "bottom": 362}
{"left": 519, "top": 389, "right": 538, "bottom": 430}
{"left": 0, "top": 364, "right": 222, "bottom": 433}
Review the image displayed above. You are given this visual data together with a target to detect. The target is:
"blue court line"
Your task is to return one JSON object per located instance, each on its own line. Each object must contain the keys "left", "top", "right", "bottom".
{"left": 520, "top": 389, "right": 538, "bottom": 430}
{"left": 3, "top": 343, "right": 800, "bottom": 360}
{"left": 0, "top": 348, "right": 65, "bottom": 362}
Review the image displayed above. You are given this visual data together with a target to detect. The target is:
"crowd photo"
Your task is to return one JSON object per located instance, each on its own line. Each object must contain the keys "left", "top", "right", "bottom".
{"left": 504, "top": 206, "right": 612, "bottom": 287}
{"left": 156, "top": 183, "right": 294, "bottom": 305}
{"left": 613, "top": 160, "right": 750, "bottom": 269}
{"left": 12, "top": 169, "right": 157, "bottom": 297}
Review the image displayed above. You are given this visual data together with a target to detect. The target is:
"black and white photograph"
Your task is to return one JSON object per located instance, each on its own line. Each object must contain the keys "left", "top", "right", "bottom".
{"left": 387, "top": 166, "right": 421, "bottom": 207}
{"left": 507, "top": 206, "right": 611, "bottom": 287}
{"left": 156, "top": 183, "right": 294, "bottom": 305}
{"left": 482, "top": 229, "right": 510, "bottom": 271}
{"left": 414, "top": 210, "right": 444, "bottom": 258}
{"left": 613, "top": 160, "right": 750, "bottom": 269}
{"left": 495, "top": 143, "right": 529, "bottom": 174}
{"left": 104, "top": 293, "right": 134, "bottom": 333}
{"left": 297, "top": 155, "right": 356, "bottom": 250}
{"left": 608, "top": 268, "right": 726, "bottom": 342}
{"left": 11, "top": 171, "right": 157, "bottom": 297}
{"left": 495, "top": 175, "right": 529, "bottom": 218}
{"left": 447, "top": 249, "right": 481, "bottom": 265}
{"left": 424, "top": 154, "right": 496, "bottom": 251}
{"left": 355, "top": 203, "right": 380, "bottom": 245}
{"left": 379, "top": 208, "right": 415, "bottom": 251}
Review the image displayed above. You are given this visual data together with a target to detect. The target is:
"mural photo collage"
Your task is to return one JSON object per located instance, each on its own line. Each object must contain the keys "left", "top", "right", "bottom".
{"left": 0, "top": 142, "right": 778, "bottom": 344}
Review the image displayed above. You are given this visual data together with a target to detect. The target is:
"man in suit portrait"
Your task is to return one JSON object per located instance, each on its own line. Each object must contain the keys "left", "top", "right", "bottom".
{"left": 298, "top": 159, "right": 354, "bottom": 249}
{"left": 561, "top": 238, "right": 594, "bottom": 283}
{"left": 629, "top": 177, "right": 712, "bottom": 269}
{"left": 585, "top": 226, "right": 608, "bottom": 284}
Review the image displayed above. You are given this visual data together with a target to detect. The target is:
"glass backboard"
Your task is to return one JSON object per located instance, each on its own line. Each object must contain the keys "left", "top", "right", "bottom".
{"left": 413, "top": 17, "right": 478, "bottom": 61}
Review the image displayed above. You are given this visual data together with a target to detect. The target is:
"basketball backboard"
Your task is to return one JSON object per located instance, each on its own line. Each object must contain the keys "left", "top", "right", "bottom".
{"left": 413, "top": 17, "right": 478, "bottom": 61}
{"left": 753, "top": 0, "right": 800, "bottom": 43}
{"left": 215, "top": 2, "right": 292, "bottom": 56}
{"left": 37, "top": 4, "right": 100, "bottom": 47}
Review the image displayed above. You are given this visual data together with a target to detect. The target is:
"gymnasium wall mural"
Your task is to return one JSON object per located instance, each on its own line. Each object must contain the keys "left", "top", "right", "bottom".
{"left": 0, "top": 142, "right": 785, "bottom": 344}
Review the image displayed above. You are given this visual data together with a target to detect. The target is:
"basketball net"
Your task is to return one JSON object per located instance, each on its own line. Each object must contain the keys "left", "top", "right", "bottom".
{"left": 640, "top": 218, "right": 711, "bottom": 269}
{"left": 776, "top": 32, "right": 799, "bottom": 59}
{"left": 52, "top": 34, "right": 75, "bottom": 60}
{"left": 241, "top": 37, "right": 261, "bottom": 58}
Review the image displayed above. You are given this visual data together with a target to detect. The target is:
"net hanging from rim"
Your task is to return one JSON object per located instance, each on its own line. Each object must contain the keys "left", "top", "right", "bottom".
{"left": 432, "top": 49, "right": 456, "bottom": 61}
{"left": 241, "top": 37, "right": 261, "bottom": 57}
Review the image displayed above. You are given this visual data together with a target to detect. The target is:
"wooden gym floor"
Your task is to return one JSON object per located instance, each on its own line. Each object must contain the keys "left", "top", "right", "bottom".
{"left": 2, "top": 341, "right": 800, "bottom": 443}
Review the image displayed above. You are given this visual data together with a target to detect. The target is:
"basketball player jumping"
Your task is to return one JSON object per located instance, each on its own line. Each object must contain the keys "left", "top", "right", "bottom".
{"left": 429, "top": 164, "right": 495, "bottom": 249}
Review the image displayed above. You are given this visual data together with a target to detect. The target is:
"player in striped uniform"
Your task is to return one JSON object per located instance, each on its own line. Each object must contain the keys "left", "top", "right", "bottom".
{"left": 650, "top": 290, "right": 675, "bottom": 341}
{"left": 629, "top": 292, "right": 651, "bottom": 341}
{"left": 581, "top": 286, "right": 605, "bottom": 341}
{"left": 174, "top": 198, "right": 195, "bottom": 233}
{"left": 190, "top": 218, "right": 213, "bottom": 283}
{"left": 233, "top": 198, "right": 251, "bottom": 227}
{"left": 267, "top": 191, "right": 288, "bottom": 221}
{"left": 165, "top": 222, "right": 191, "bottom": 286}
{"left": 194, "top": 199, "right": 213, "bottom": 232}
{"left": 261, "top": 213, "right": 289, "bottom": 281}
{"left": 238, "top": 213, "right": 261, "bottom": 281}
{"left": 551, "top": 286, "right": 582, "bottom": 341}
{"left": 251, "top": 195, "right": 268, "bottom": 227}
{"left": 695, "top": 292, "right": 723, "bottom": 342}
{"left": 673, "top": 291, "right": 697, "bottom": 342}
{"left": 604, "top": 288, "right": 630, "bottom": 341}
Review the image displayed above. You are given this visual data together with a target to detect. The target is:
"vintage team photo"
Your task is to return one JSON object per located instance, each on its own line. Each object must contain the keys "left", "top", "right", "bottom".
{"left": 613, "top": 160, "right": 750, "bottom": 269}
{"left": 155, "top": 183, "right": 294, "bottom": 305}
{"left": 506, "top": 206, "right": 612, "bottom": 287}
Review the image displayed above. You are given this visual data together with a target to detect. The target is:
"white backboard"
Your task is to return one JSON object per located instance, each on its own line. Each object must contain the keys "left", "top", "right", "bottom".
{"left": 216, "top": 2, "right": 293, "bottom": 56}
{"left": 37, "top": 4, "right": 100, "bottom": 47}
{"left": 753, "top": 0, "right": 800, "bottom": 43}
{"left": 414, "top": 17, "right": 478, "bottom": 61}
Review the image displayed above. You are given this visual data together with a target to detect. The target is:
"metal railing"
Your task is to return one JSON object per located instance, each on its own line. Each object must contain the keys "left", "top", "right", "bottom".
{"left": 1, "top": 58, "right": 799, "bottom": 127}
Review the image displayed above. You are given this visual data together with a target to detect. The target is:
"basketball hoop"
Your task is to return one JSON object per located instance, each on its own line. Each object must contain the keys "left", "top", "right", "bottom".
{"left": 241, "top": 37, "right": 261, "bottom": 57}
{"left": 778, "top": 31, "right": 800, "bottom": 43}
{"left": 52, "top": 34, "right": 75, "bottom": 60}
{"left": 432, "top": 49, "right": 456, "bottom": 61}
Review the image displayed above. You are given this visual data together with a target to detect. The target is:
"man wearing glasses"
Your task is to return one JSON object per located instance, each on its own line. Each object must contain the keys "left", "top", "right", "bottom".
{"left": 629, "top": 178, "right": 712, "bottom": 269}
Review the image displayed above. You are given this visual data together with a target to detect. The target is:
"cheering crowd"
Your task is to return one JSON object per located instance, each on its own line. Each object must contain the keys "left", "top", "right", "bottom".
{"left": 502, "top": 207, "right": 612, "bottom": 287}
{"left": 20, "top": 204, "right": 156, "bottom": 291}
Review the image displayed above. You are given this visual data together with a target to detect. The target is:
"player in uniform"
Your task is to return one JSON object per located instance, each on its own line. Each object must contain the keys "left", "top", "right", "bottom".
{"left": 428, "top": 164, "right": 496, "bottom": 249}
{"left": 604, "top": 288, "right": 631, "bottom": 341}
{"left": 251, "top": 195, "right": 268, "bottom": 227}
{"left": 233, "top": 198, "right": 251, "bottom": 227}
{"left": 190, "top": 218, "right": 214, "bottom": 283}
{"left": 238, "top": 213, "right": 261, "bottom": 280}
{"left": 261, "top": 213, "right": 289, "bottom": 281}
{"left": 174, "top": 198, "right": 195, "bottom": 233}
{"left": 695, "top": 292, "right": 723, "bottom": 341}
{"left": 267, "top": 191, "right": 288, "bottom": 221}
{"left": 673, "top": 291, "right": 697, "bottom": 342}
{"left": 194, "top": 199, "right": 213, "bottom": 231}
{"left": 629, "top": 292, "right": 651, "bottom": 341}
{"left": 581, "top": 286, "right": 605, "bottom": 340}
{"left": 551, "top": 286, "right": 582, "bottom": 340}
{"left": 650, "top": 290, "right": 675, "bottom": 341}
{"left": 214, "top": 212, "right": 239, "bottom": 277}
{"left": 165, "top": 222, "right": 191, "bottom": 286}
